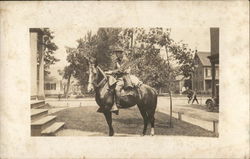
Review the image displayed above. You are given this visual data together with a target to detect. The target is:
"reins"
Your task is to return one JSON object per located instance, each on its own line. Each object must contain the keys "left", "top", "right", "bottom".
{"left": 95, "top": 66, "right": 108, "bottom": 88}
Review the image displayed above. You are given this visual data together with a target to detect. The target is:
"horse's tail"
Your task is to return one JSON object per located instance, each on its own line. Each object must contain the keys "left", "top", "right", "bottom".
{"left": 152, "top": 88, "right": 158, "bottom": 109}
{"left": 144, "top": 84, "right": 158, "bottom": 110}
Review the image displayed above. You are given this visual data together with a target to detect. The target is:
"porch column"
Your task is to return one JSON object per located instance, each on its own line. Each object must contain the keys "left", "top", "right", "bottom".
{"left": 211, "top": 63, "right": 215, "bottom": 97}
{"left": 30, "top": 32, "right": 38, "bottom": 99}
{"left": 37, "top": 32, "right": 45, "bottom": 100}
{"left": 203, "top": 80, "right": 206, "bottom": 91}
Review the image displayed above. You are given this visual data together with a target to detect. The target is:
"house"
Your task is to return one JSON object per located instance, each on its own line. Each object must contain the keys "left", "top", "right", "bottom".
{"left": 44, "top": 75, "right": 64, "bottom": 97}
{"left": 208, "top": 28, "right": 219, "bottom": 98}
{"left": 192, "top": 51, "right": 219, "bottom": 94}
{"left": 173, "top": 75, "right": 189, "bottom": 94}
{"left": 44, "top": 67, "right": 82, "bottom": 98}
{"left": 30, "top": 28, "right": 45, "bottom": 100}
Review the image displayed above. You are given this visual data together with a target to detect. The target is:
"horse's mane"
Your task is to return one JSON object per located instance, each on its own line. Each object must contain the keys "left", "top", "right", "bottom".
{"left": 95, "top": 66, "right": 107, "bottom": 87}
{"left": 96, "top": 66, "right": 107, "bottom": 80}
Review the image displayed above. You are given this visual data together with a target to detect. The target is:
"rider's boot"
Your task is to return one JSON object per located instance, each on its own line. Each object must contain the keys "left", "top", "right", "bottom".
{"left": 111, "top": 95, "right": 120, "bottom": 115}
{"left": 110, "top": 103, "right": 119, "bottom": 115}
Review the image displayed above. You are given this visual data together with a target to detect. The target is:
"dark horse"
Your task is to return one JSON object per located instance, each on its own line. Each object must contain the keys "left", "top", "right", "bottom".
{"left": 87, "top": 62, "right": 158, "bottom": 136}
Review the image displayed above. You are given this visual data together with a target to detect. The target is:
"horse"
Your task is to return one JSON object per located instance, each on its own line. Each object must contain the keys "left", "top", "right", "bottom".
{"left": 87, "top": 62, "right": 158, "bottom": 136}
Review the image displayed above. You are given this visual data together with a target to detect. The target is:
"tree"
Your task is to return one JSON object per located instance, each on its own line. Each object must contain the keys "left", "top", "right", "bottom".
{"left": 39, "top": 28, "right": 59, "bottom": 76}
{"left": 62, "top": 31, "right": 97, "bottom": 94}
{"left": 184, "top": 78, "right": 192, "bottom": 89}
{"left": 58, "top": 69, "right": 68, "bottom": 95}
{"left": 95, "top": 28, "right": 122, "bottom": 70}
{"left": 64, "top": 29, "right": 123, "bottom": 93}
{"left": 62, "top": 27, "right": 196, "bottom": 107}
{"left": 119, "top": 28, "right": 195, "bottom": 127}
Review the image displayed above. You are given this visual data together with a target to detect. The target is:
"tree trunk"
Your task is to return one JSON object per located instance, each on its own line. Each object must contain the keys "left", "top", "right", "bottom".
{"left": 65, "top": 74, "right": 72, "bottom": 98}
{"left": 169, "top": 89, "right": 173, "bottom": 128}
{"left": 165, "top": 45, "right": 174, "bottom": 128}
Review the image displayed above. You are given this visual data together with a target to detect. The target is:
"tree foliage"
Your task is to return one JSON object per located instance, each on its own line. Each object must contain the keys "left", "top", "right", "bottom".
{"left": 40, "top": 28, "right": 59, "bottom": 76}
{"left": 63, "top": 27, "right": 196, "bottom": 93}
{"left": 120, "top": 28, "right": 195, "bottom": 91}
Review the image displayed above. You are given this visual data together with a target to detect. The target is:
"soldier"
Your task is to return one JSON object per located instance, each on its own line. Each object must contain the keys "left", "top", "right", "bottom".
{"left": 104, "top": 47, "right": 139, "bottom": 115}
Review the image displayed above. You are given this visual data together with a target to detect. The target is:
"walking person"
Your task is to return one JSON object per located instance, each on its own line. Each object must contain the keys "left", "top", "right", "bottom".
{"left": 187, "top": 89, "right": 193, "bottom": 104}
{"left": 191, "top": 89, "right": 199, "bottom": 104}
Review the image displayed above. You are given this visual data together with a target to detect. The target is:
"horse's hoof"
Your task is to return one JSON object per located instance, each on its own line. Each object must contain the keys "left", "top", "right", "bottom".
{"left": 109, "top": 131, "right": 114, "bottom": 136}
{"left": 150, "top": 134, "right": 154, "bottom": 136}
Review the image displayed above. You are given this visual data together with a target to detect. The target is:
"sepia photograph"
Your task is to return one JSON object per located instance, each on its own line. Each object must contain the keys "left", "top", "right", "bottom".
{"left": 30, "top": 27, "right": 219, "bottom": 137}
{"left": 0, "top": 1, "right": 248, "bottom": 158}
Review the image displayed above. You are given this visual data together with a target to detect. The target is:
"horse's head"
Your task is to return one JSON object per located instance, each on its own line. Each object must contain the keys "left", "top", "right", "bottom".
{"left": 87, "top": 59, "right": 107, "bottom": 92}
{"left": 87, "top": 60, "right": 98, "bottom": 93}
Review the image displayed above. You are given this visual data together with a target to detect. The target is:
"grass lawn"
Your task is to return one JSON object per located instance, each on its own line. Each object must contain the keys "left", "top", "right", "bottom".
{"left": 52, "top": 106, "right": 217, "bottom": 137}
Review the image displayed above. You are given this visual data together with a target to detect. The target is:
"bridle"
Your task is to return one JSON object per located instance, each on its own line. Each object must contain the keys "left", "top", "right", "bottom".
{"left": 88, "top": 65, "right": 108, "bottom": 89}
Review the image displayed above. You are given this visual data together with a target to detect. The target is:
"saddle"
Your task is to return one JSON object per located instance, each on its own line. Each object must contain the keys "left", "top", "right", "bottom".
{"left": 107, "top": 74, "right": 142, "bottom": 98}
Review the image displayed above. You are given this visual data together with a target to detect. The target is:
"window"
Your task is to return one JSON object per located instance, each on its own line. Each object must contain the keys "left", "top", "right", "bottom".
{"left": 206, "top": 68, "right": 211, "bottom": 77}
{"left": 45, "top": 83, "right": 56, "bottom": 90}
{"left": 216, "top": 68, "right": 219, "bottom": 77}
{"left": 51, "top": 83, "right": 56, "bottom": 90}
{"left": 45, "top": 83, "right": 50, "bottom": 90}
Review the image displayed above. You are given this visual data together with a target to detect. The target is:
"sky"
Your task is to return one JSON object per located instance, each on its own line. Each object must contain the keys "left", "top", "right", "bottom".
{"left": 49, "top": 27, "right": 210, "bottom": 75}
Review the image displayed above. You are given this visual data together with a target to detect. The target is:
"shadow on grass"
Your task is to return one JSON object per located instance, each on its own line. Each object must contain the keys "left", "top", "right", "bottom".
{"left": 52, "top": 106, "right": 217, "bottom": 137}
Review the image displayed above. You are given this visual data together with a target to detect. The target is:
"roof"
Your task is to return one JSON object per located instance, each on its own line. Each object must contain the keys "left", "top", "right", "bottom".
{"left": 45, "top": 76, "right": 59, "bottom": 82}
{"left": 196, "top": 52, "right": 211, "bottom": 66}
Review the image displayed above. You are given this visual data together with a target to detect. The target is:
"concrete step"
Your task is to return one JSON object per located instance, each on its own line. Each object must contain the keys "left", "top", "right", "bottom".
{"left": 41, "top": 122, "right": 65, "bottom": 136}
{"left": 31, "top": 100, "right": 45, "bottom": 109}
{"left": 31, "top": 116, "right": 56, "bottom": 136}
{"left": 31, "top": 109, "right": 48, "bottom": 121}
{"left": 30, "top": 96, "right": 37, "bottom": 100}
{"left": 36, "top": 103, "right": 50, "bottom": 109}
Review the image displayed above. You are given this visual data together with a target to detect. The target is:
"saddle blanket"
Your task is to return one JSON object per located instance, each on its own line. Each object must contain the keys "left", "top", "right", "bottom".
{"left": 129, "top": 75, "right": 143, "bottom": 87}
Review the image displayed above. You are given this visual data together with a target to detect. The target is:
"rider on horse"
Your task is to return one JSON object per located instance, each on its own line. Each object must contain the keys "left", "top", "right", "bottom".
{"left": 100, "top": 46, "right": 142, "bottom": 115}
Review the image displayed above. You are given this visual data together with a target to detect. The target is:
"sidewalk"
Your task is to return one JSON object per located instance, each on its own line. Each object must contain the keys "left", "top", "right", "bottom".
{"left": 156, "top": 97, "right": 219, "bottom": 133}
{"left": 46, "top": 98, "right": 97, "bottom": 107}
{"left": 157, "top": 97, "right": 218, "bottom": 121}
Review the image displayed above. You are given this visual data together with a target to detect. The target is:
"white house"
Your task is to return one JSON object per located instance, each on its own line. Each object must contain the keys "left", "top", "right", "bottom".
{"left": 44, "top": 75, "right": 64, "bottom": 97}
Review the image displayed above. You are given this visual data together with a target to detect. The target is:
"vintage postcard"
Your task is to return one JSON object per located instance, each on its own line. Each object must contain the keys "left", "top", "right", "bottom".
{"left": 0, "top": 1, "right": 249, "bottom": 158}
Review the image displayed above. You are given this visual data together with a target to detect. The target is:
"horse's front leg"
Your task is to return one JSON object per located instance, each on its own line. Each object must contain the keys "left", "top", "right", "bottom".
{"left": 103, "top": 111, "right": 114, "bottom": 136}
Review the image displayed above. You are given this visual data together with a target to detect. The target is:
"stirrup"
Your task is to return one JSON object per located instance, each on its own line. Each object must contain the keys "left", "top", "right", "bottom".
{"left": 97, "top": 107, "right": 104, "bottom": 113}
{"left": 111, "top": 106, "right": 118, "bottom": 112}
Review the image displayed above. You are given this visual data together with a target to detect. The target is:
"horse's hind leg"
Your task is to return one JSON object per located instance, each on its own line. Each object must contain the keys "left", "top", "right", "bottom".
{"left": 104, "top": 111, "right": 114, "bottom": 136}
{"left": 137, "top": 105, "right": 148, "bottom": 136}
{"left": 148, "top": 111, "right": 155, "bottom": 136}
